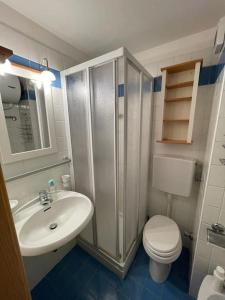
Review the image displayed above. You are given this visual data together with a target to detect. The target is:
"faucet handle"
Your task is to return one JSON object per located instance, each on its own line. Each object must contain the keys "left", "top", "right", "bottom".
{"left": 211, "top": 223, "right": 225, "bottom": 233}
{"left": 39, "top": 190, "right": 52, "bottom": 205}
{"left": 39, "top": 190, "right": 48, "bottom": 199}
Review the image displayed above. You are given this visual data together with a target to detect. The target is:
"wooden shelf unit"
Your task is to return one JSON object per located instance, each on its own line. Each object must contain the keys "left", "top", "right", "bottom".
{"left": 157, "top": 139, "right": 192, "bottom": 144}
{"left": 165, "top": 97, "right": 192, "bottom": 103}
{"left": 166, "top": 80, "right": 194, "bottom": 89}
{"left": 163, "top": 119, "right": 189, "bottom": 122}
{"left": 157, "top": 59, "right": 202, "bottom": 144}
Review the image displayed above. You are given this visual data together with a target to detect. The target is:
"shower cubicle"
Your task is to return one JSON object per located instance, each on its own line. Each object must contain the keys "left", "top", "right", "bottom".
{"left": 61, "top": 47, "right": 153, "bottom": 277}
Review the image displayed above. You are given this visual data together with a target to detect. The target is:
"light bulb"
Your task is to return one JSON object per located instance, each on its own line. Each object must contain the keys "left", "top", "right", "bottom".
{"left": 40, "top": 70, "right": 56, "bottom": 85}
{"left": 0, "top": 59, "right": 12, "bottom": 76}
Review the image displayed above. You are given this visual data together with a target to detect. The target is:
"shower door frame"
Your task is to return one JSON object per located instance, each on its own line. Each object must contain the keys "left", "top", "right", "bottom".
{"left": 61, "top": 47, "right": 152, "bottom": 270}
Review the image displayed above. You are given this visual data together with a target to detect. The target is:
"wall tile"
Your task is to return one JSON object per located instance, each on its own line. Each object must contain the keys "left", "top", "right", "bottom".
{"left": 209, "top": 246, "right": 225, "bottom": 273}
{"left": 196, "top": 240, "right": 212, "bottom": 261}
{"left": 219, "top": 89, "right": 225, "bottom": 117}
{"left": 55, "top": 121, "right": 66, "bottom": 138}
{"left": 212, "top": 142, "right": 225, "bottom": 165}
{"left": 215, "top": 117, "right": 225, "bottom": 142}
{"left": 53, "top": 104, "right": 65, "bottom": 121}
{"left": 202, "top": 205, "right": 220, "bottom": 224}
{"left": 199, "top": 222, "right": 209, "bottom": 242}
{"left": 205, "top": 185, "right": 224, "bottom": 207}
{"left": 190, "top": 69, "right": 225, "bottom": 297}
{"left": 190, "top": 256, "right": 209, "bottom": 298}
{"left": 56, "top": 137, "right": 67, "bottom": 153}
{"left": 52, "top": 88, "right": 64, "bottom": 106}
{"left": 208, "top": 165, "right": 225, "bottom": 187}
{"left": 218, "top": 209, "right": 225, "bottom": 226}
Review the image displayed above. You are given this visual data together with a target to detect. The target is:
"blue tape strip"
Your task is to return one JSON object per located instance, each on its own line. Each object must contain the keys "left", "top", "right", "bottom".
{"left": 118, "top": 84, "right": 124, "bottom": 97}
{"left": 153, "top": 76, "right": 162, "bottom": 92}
{"left": 9, "top": 54, "right": 61, "bottom": 88}
{"left": 8, "top": 51, "right": 225, "bottom": 94}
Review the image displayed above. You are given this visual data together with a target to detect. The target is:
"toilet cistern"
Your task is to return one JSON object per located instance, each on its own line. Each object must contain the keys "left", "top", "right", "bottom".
{"left": 152, "top": 154, "right": 196, "bottom": 217}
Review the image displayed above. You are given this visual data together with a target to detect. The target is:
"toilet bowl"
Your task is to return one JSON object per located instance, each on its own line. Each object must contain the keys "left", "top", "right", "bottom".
{"left": 143, "top": 215, "right": 182, "bottom": 283}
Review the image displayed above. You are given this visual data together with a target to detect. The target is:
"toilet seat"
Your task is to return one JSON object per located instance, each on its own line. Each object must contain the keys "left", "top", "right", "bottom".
{"left": 143, "top": 215, "right": 182, "bottom": 264}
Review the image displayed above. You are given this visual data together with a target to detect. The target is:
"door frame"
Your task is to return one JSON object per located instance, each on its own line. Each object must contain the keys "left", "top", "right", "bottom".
{"left": 0, "top": 163, "right": 31, "bottom": 300}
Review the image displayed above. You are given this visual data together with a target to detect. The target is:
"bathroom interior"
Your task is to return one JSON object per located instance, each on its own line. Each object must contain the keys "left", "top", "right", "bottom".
{"left": 1, "top": 1, "right": 225, "bottom": 300}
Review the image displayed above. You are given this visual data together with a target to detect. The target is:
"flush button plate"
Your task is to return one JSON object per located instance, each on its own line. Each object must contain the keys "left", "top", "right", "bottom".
{"left": 207, "top": 228, "right": 225, "bottom": 249}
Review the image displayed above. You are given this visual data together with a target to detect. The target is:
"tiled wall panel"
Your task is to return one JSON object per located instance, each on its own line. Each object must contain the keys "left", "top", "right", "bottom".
{"left": 190, "top": 67, "right": 225, "bottom": 298}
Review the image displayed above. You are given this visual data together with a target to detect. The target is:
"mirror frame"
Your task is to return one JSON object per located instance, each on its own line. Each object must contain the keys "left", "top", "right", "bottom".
{"left": 0, "top": 64, "right": 57, "bottom": 164}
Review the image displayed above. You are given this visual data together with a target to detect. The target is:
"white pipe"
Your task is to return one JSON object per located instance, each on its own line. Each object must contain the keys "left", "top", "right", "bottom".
{"left": 166, "top": 193, "right": 173, "bottom": 217}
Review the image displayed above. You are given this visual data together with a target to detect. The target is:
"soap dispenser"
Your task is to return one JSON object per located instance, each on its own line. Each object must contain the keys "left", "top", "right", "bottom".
{"left": 48, "top": 179, "right": 57, "bottom": 201}
{"left": 213, "top": 266, "right": 225, "bottom": 293}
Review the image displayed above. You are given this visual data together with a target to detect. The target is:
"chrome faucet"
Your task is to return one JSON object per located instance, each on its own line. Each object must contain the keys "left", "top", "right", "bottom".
{"left": 39, "top": 190, "right": 52, "bottom": 206}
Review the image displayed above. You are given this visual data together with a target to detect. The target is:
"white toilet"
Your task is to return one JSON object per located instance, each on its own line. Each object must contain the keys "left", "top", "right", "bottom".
{"left": 143, "top": 155, "right": 195, "bottom": 283}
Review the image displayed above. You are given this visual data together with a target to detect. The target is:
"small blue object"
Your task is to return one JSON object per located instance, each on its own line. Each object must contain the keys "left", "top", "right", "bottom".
{"left": 48, "top": 179, "right": 55, "bottom": 187}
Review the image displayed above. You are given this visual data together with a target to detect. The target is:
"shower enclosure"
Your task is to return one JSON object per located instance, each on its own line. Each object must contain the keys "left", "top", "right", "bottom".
{"left": 61, "top": 48, "right": 153, "bottom": 277}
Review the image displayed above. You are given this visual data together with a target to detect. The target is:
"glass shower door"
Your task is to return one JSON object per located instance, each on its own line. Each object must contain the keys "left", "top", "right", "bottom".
{"left": 66, "top": 70, "right": 94, "bottom": 245}
{"left": 138, "top": 74, "right": 152, "bottom": 234}
{"left": 125, "top": 60, "right": 141, "bottom": 254}
{"left": 90, "top": 61, "right": 118, "bottom": 258}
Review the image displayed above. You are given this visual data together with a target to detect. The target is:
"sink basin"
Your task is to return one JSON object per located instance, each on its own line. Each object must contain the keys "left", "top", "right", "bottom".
{"left": 14, "top": 191, "right": 93, "bottom": 256}
{"left": 198, "top": 275, "right": 225, "bottom": 300}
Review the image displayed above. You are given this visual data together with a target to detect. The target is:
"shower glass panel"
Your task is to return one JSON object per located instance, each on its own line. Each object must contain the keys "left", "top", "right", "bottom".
{"left": 138, "top": 75, "right": 152, "bottom": 234}
{"left": 125, "top": 61, "right": 141, "bottom": 254}
{"left": 90, "top": 62, "right": 118, "bottom": 257}
{"left": 66, "top": 70, "right": 94, "bottom": 244}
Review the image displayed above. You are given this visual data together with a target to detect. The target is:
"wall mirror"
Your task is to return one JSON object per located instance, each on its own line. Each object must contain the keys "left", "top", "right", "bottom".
{"left": 0, "top": 65, "right": 57, "bottom": 164}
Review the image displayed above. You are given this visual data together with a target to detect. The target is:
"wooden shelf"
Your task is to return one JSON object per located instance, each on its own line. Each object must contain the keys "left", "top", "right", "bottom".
{"left": 165, "top": 97, "right": 192, "bottom": 103}
{"left": 157, "top": 139, "right": 192, "bottom": 144}
{"left": 166, "top": 81, "right": 194, "bottom": 90}
{"left": 161, "top": 59, "right": 203, "bottom": 73}
{"left": 158, "top": 59, "right": 202, "bottom": 144}
{"left": 163, "top": 119, "right": 189, "bottom": 122}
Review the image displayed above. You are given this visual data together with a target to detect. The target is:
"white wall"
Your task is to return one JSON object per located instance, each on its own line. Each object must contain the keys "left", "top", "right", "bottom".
{"left": 0, "top": 2, "right": 88, "bottom": 65}
{"left": 0, "top": 7, "right": 86, "bottom": 289}
{"left": 190, "top": 66, "right": 225, "bottom": 298}
{"left": 134, "top": 29, "right": 215, "bottom": 248}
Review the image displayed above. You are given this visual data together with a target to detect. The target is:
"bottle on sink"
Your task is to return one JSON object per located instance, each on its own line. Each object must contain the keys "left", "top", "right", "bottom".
{"left": 48, "top": 179, "right": 58, "bottom": 202}
{"left": 213, "top": 266, "right": 225, "bottom": 293}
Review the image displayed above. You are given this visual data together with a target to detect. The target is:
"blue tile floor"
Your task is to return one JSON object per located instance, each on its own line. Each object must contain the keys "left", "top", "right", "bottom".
{"left": 32, "top": 245, "right": 195, "bottom": 300}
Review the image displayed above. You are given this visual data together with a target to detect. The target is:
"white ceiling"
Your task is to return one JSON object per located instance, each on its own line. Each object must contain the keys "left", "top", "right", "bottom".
{"left": 2, "top": 0, "right": 225, "bottom": 57}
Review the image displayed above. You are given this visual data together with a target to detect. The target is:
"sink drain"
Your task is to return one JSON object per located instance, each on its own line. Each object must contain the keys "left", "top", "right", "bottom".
{"left": 49, "top": 223, "right": 58, "bottom": 230}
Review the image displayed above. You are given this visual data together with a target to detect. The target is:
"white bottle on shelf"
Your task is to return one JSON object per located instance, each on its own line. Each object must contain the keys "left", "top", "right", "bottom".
{"left": 213, "top": 266, "right": 225, "bottom": 293}
{"left": 62, "top": 174, "right": 72, "bottom": 191}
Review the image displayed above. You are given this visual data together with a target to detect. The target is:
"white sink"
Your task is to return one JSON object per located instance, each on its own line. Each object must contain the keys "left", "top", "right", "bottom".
{"left": 14, "top": 191, "right": 93, "bottom": 256}
{"left": 198, "top": 275, "right": 225, "bottom": 300}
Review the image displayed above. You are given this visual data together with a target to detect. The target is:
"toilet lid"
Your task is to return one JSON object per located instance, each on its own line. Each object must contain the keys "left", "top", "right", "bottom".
{"left": 143, "top": 215, "right": 180, "bottom": 254}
